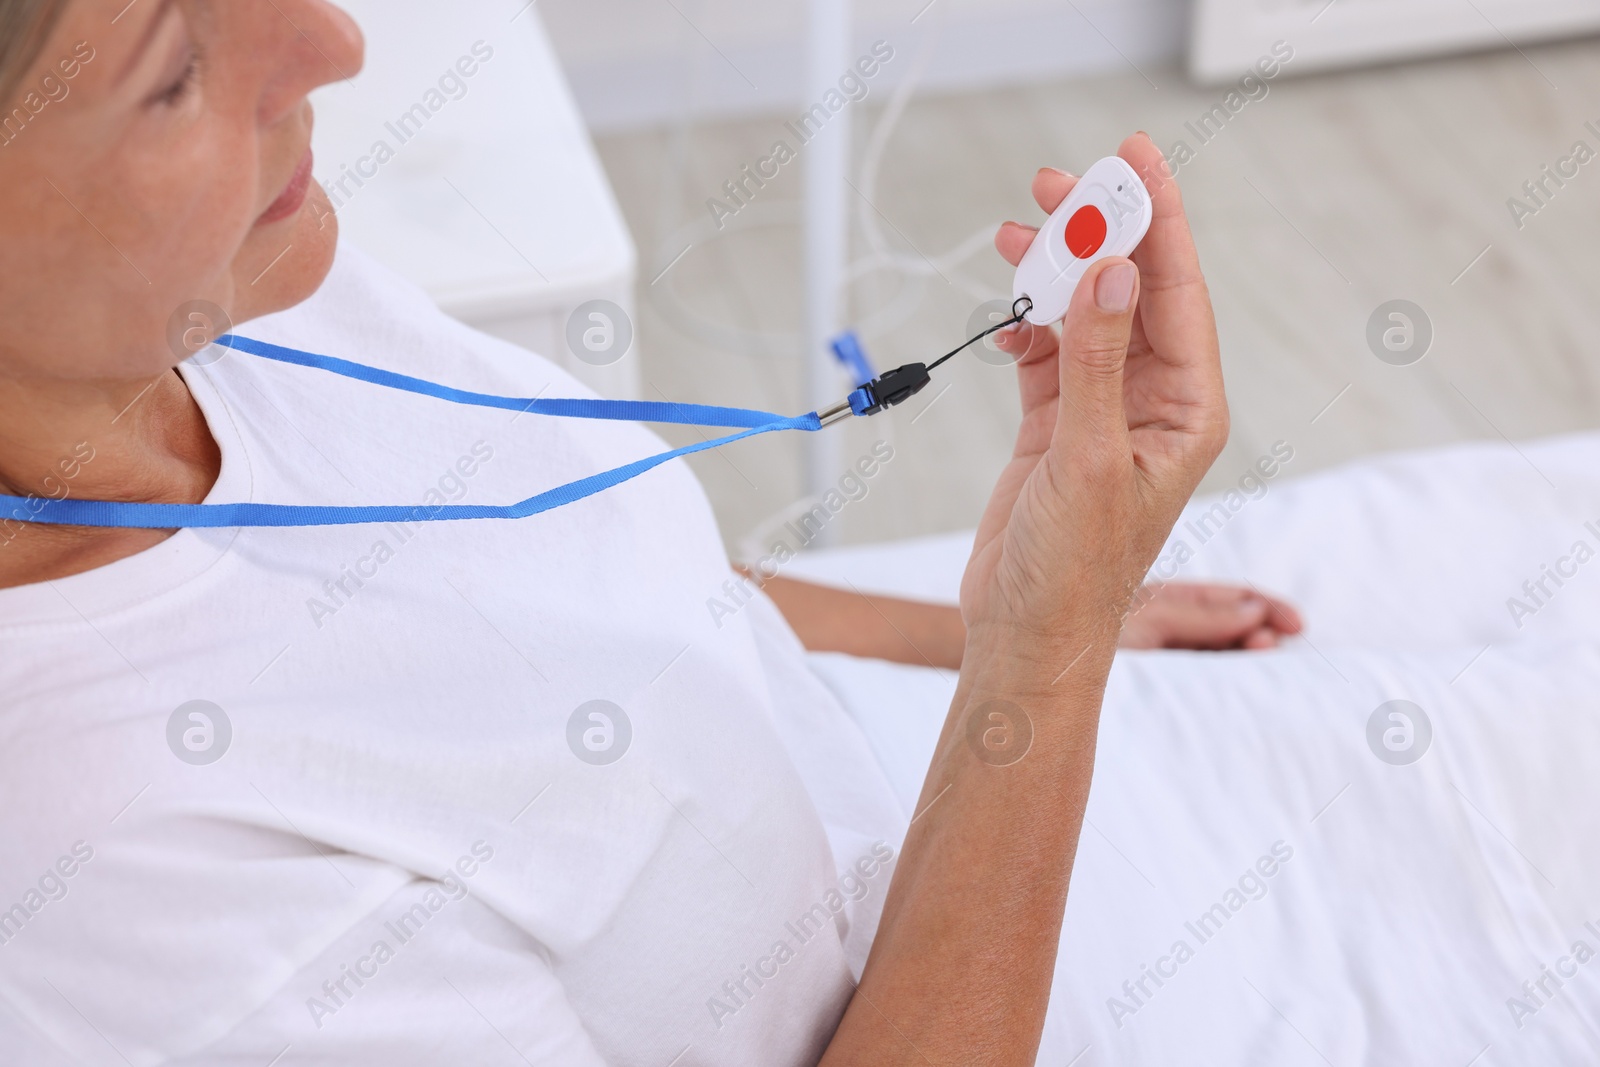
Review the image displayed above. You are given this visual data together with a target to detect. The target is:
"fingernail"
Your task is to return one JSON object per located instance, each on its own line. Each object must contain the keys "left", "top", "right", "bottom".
{"left": 1096, "top": 263, "right": 1137, "bottom": 312}
{"left": 1041, "top": 166, "right": 1075, "bottom": 179}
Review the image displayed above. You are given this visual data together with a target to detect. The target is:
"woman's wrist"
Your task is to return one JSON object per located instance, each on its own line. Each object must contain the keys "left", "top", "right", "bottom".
{"left": 957, "top": 618, "right": 1121, "bottom": 717}
{"left": 964, "top": 608, "right": 1122, "bottom": 674}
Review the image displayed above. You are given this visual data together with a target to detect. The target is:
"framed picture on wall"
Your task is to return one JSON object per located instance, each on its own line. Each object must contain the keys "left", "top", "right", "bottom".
{"left": 1189, "top": 0, "right": 1600, "bottom": 82}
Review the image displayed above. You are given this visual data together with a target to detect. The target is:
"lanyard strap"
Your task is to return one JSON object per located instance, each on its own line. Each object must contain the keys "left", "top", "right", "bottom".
{"left": 1, "top": 336, "right": 819, "bottom": 530}
{"left": 218, "top": 334, "right": 796, "bottom": 430}
{"left": 0, "top": 297, "right": 1030, "bottom": 531}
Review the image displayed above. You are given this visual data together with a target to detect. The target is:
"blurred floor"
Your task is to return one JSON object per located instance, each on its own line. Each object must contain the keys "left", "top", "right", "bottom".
{"left": 593, "top": 36, "right": 1600, "bottom": 555}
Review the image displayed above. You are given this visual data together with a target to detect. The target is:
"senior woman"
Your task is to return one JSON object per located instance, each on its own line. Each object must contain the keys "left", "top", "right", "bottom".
{"left": 0, "top": 1, "right": 1277, "bottom": 1063}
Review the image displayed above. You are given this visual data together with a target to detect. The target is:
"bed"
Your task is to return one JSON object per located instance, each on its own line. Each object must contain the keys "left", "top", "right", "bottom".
{"left": 785, "top": 431, "right": 1600, "bottom": 1065}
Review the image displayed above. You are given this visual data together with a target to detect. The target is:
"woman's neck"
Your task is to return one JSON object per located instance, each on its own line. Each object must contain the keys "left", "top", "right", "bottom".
{"left": 0, "top": 369, "right": 220, "bottom": 589}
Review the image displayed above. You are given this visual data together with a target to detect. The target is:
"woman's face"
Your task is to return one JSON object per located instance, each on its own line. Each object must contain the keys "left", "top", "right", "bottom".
{"left": 0, "top": 0, "right": 362, "bottom": 381}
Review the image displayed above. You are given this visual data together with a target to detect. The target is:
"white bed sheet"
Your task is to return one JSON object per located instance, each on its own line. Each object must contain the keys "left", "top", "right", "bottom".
{"left": 785, "top": 432, "right": 1600, "bottom": 1066}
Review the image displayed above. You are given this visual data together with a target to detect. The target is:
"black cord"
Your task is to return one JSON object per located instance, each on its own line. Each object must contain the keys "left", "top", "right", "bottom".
{"left": 927, "top": 296, "right": 1034, "bottom": 373}
{"left": 830, "top": 296, "right": 1038, "bottom": 421}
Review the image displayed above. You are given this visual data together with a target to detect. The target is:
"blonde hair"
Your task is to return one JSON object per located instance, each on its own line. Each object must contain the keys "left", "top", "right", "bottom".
{"left": 0, "top": 0, "right": 66, "bottom": 105}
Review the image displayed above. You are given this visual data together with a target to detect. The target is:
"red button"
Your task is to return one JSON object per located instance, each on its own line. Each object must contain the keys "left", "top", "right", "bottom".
{"left": 1064, "top": 205, "right": 1107, "bottom": 260}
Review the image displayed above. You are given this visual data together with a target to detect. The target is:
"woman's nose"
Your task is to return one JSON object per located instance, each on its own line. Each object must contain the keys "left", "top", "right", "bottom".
{"left": 258, "top": 0, "right": 366, "bottom": 121}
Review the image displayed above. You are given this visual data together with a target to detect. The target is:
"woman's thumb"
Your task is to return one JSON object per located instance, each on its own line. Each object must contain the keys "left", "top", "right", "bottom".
{"left": 1055, "top": 258, "right": 1139, "bottom": 446}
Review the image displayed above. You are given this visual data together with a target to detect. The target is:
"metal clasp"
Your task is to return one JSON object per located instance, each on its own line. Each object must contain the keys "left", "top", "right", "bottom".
{"left": 817, "top": 398, "right": 855, "bottom": 427}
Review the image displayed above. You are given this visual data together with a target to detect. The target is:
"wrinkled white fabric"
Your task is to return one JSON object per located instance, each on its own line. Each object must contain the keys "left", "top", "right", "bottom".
{"left": 795, "top": 432, "right": 1600, "bottom": 1065}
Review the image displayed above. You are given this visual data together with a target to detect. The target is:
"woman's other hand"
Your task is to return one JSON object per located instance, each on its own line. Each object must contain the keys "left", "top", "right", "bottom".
{"left": 1121, "top": 581, "right": 1304, "bottom": 650}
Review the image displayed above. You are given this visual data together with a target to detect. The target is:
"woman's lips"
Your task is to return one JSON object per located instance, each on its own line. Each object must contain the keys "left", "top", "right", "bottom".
{"left": 258, "top": 149, "right": 315, "bottom": 225}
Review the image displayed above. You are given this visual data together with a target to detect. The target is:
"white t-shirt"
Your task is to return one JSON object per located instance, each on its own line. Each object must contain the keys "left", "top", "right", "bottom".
{"left": 0, "top": 247, "right": 906, "bottom": 1066}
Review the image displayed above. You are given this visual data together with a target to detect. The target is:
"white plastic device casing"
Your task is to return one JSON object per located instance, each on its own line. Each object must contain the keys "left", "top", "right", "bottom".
{"left": 1012, "top": 156, "right": 1154, "bottom": 326}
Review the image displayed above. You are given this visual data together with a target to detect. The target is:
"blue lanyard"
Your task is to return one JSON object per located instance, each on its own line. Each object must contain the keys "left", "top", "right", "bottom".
{"left": 0, "top": 335, "right": 828, "bottom": 530}
{"left": 0, "top": 299, "right": 1028, "bottom": 531}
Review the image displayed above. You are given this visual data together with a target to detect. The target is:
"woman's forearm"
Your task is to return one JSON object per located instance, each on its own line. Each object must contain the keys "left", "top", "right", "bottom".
{"left": 754, "top": 573, "right": 966, "bottom": 670}
{"left": 819, "top": 626, "right": 1119, "bottom": 1065}
{"left": 756, "top": 566, "right": 1110, "bottom": 1062}
{"left": 755, "top": 571, "right": 1306, "bottom": 666}
{"left": 817, "top": 132, "right": 1225, "bottom": 1062}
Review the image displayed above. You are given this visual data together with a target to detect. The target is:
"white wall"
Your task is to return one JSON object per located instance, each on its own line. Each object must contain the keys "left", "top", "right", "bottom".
{"left": 538, "top": 0, "right": 1187, "bottom": 132}
{"left": 1190, "top": 0, "right": 1600, "bottom": 81}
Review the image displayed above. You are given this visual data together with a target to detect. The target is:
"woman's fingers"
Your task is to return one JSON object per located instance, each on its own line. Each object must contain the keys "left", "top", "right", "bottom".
{"left": 1116, "top": 134, "right": 1219, "bottom": 394}
{"left": 1130, "top": 591, "right": 1270, "bottom": 649}
{"left": 1197, "top": 581, "right": 1302, "bottom": 634}
{"left": 1117, "top": 134, "right": 1204, "bottom": 296}
{"left": 1054, "top": 257, "right": 1141, "bottom": 450}
{"left": 1259, "top": 593, "right": 1305, "bottom": 634}
{"left": 993, "top": 168, "right": 1079, "bottom": 266}
{"left": 1242, "top": 627, "right": 1280, "bottom": 650}
{"left": 995, "top": 319, "right": 1064, "bottom": 433}
{"left": 1121, "top": 583, "right": 1300, "bottom": 650}
{"left": 1110, "top": 135, "right": 1228, "bottom": 477}
{"left": 1119, "top": 582, "right": 1305, "bottom": 650}
{"left": 994, "top": 221, "right": 1039, "bottom": 267}
{"left": 993, "top": 319, "right": 1054, "bottom": 364}
{"left": 1032, "top": 167, "right": 1078, "bottom": 214}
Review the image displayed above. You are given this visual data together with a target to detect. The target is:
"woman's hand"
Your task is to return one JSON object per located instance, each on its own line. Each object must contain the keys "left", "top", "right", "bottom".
{"left": 822, "top": 136, "right": 1236, "bottom": 1067}
{"left": 1122, "top": 581, "right": 1304, "bottom": 650}
{"left": 959, "top": 133, "right": 1230, "bottom": 673}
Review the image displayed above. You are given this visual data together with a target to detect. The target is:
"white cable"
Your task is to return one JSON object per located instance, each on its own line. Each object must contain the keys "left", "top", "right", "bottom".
{"left": 640, "top": 1, "right": 1015, "bottom": 550}
{"left": 846, "top": 3, "right": 1006, "bottom": 296}
{"left": 646, "top": 0, "right": 1008, "bottom": 356}
{"left": 645, "top": 198, "right": 943, "bottom": 354}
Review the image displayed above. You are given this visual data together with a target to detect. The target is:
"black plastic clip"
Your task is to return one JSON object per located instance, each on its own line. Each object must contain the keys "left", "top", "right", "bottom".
{"left": 849, "top": 363, "right": 931, "bottom": 417}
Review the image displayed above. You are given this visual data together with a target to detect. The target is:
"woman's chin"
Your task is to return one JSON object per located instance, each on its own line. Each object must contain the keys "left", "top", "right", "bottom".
{"left": 230, "top": 186, "right": 340, "bottom": 325}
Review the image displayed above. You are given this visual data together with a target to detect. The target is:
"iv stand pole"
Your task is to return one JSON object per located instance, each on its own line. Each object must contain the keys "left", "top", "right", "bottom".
{"left": 801, "top": 0, "right": 851, "bottom": 540}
